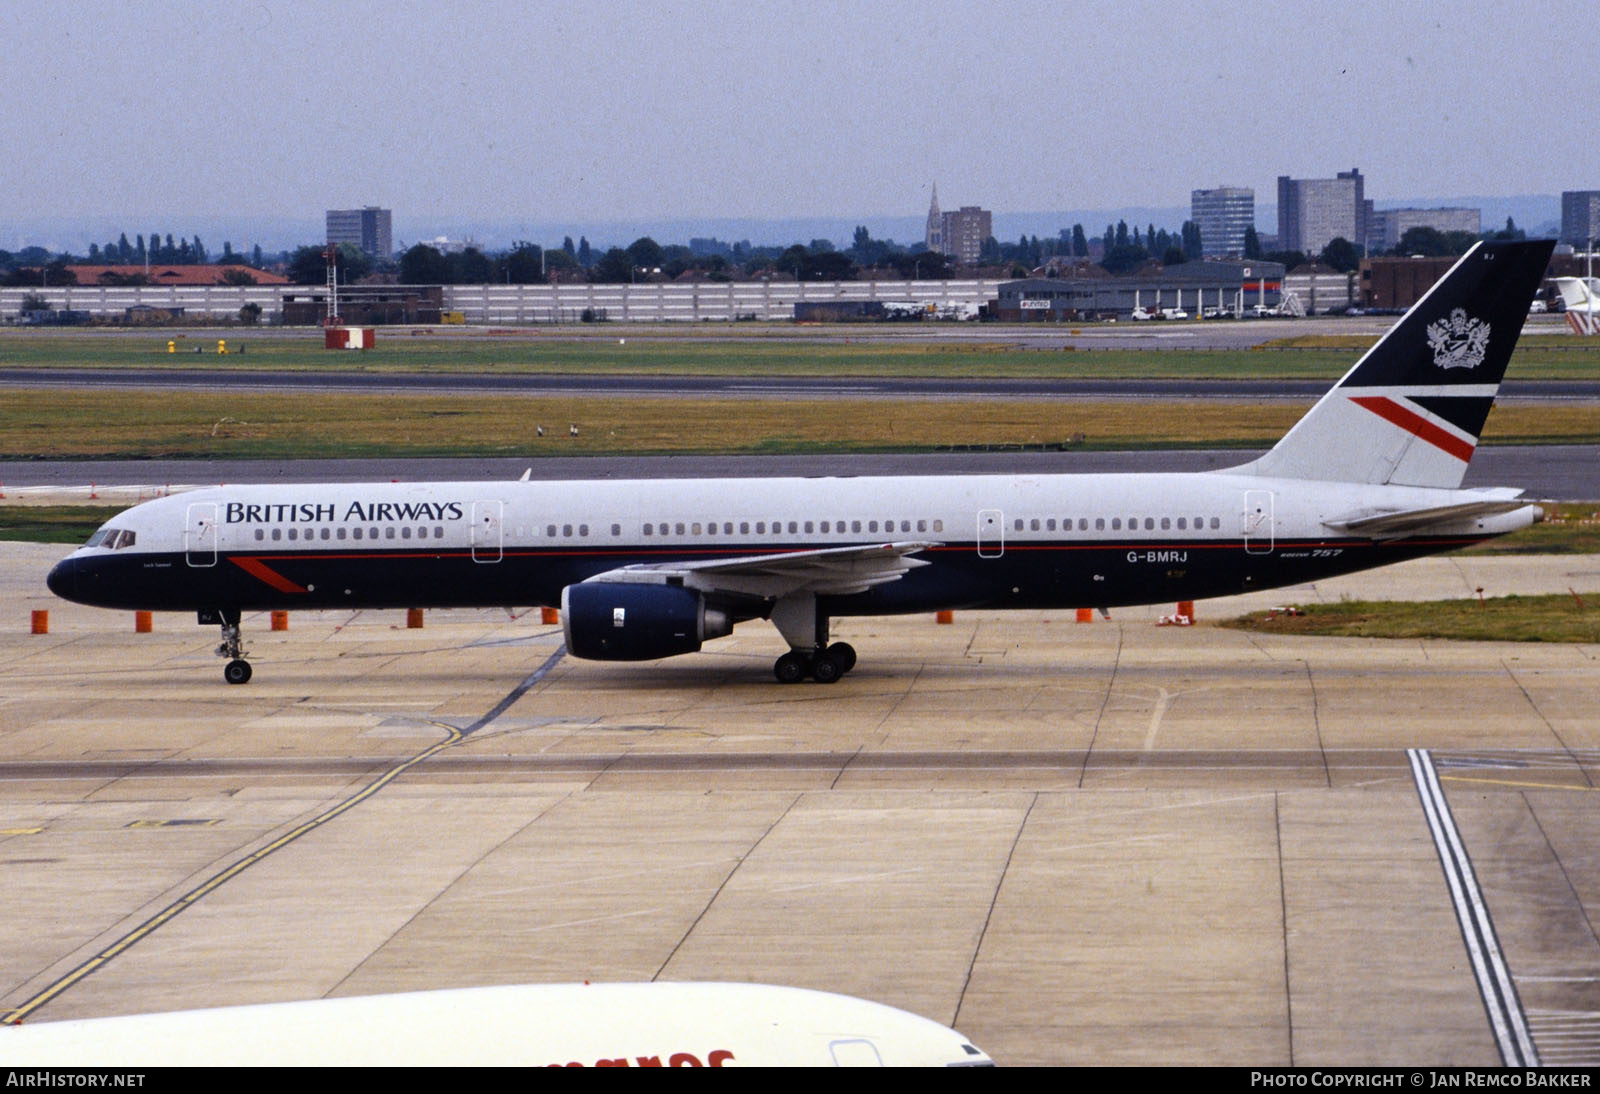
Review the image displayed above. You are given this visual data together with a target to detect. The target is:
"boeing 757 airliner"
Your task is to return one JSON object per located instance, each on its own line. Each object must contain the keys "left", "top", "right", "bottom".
{"left": 47, "top": 240, "right": 1555, "bottom": 685}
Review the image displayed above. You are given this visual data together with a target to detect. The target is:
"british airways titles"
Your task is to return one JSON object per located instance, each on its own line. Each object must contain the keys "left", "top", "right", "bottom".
{"left": 224, "top": 500, "right": 466, "bottom": 525}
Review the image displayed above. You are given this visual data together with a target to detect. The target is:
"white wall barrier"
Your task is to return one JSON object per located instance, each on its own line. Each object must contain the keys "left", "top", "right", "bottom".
{"left": 1, "top": 278, "right": 1001, "bottom": 324}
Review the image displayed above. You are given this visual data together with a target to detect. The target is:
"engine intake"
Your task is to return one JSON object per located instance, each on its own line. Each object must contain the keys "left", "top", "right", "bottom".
{"left": 561, "top": 582, "right": 733, "bottom": 661}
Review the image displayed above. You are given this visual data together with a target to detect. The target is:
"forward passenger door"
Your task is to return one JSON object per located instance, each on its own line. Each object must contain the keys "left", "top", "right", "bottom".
{"left": 472, "top": 500, "right": 504, "bottom": 563}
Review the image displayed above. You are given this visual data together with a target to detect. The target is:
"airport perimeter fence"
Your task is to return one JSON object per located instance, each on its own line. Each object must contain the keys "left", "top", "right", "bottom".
{"left": 0, "top": 279, "right": 1003, "bottom": 325}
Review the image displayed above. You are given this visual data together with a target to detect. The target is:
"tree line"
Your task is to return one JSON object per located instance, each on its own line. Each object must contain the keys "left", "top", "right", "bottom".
{"left": 2, "top": 216, "right": 1533, "bottom": 290}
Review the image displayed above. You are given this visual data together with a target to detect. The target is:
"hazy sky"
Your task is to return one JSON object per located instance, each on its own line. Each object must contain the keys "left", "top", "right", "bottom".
{"left": 5, "top": 0, "right": 1590, "bottom": 223}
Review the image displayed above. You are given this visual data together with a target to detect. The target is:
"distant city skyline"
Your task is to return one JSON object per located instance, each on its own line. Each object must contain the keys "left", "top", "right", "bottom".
{"left": 0, "top": 192, "right": 1565, "bottom": 259}
{"left": 4, "top": 0, "right": 1590, "bottom": 239}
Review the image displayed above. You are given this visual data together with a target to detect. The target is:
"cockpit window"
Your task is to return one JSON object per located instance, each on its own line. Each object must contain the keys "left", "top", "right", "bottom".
{"left": 86, "top": 528, "right": 136, "bottom": 550}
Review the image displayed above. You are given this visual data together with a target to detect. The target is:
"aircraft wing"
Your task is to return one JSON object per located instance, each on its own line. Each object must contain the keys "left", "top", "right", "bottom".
{"left": 583, "top": 541, "right": 939, "bottom": 599}
{"left": 1322, "top": 498, "right": 1531, "bottom": 538}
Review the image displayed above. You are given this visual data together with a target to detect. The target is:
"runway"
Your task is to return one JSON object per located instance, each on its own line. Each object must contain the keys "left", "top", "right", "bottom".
{"left": 4, "top": 541, "right": 1599, "bottom": 1065}
{"left": 5, "top": 445, "right": 1597, "bottom": 501}
{"left": 2, "top": 365, "right": 1596, "bottom": 403}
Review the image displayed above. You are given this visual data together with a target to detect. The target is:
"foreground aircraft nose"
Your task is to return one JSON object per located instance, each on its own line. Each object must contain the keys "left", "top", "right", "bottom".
{"left": 46, "top": 558, "right": 75, "bottom": 601}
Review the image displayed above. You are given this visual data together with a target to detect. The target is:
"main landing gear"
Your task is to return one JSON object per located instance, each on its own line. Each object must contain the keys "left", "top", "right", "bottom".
{"left": 204, "top": 608, "right": 252, "bottom": 685}
{"left": 774, "top": 642, "right": 857, "bottom": 685}
{"left": 769, "top": 593, "right": 857, "bottom": 684}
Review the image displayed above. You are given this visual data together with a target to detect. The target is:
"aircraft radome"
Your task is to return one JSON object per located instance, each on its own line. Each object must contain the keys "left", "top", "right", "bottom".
{"left": 47, "top": 240, "right": 1556, "bottom": 685}
{"left": 0, "top": 981, "right": 993, "bottom": 1067}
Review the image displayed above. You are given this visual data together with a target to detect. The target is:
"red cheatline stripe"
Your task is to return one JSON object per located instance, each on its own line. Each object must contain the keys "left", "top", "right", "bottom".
{"left": 230, "top": 556, "right": 308, "bottom": 593}
{"left": 1349, "top": 395, "right": 1475, "bottom": 462}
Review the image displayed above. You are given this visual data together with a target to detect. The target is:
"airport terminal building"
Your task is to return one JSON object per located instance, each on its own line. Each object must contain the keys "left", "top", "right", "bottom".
{"left": 992, "top": 260, "right": 1284, "bottom": 321}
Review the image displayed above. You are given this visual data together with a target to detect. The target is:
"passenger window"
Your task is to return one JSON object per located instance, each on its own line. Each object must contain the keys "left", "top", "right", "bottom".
{"left": 546, "top": 524, "right": 556, "bottom": 537}
{"left": 1161, "top": 517, "right": 1170, "bottom": 530}
{"left": 1030, "top": 519, "right": 1040, "bottom": 531}
{"left": 579, "top": 524, "right": 589, "bottom": 537}
{"left": 740, "top": 522, "right": 749, "bottom": 534}
{"left": 1210, "top": 516, "right": 1221, "bottom": 529}
{"left": 852, "top": 520, "right": 862, "bottom": 533}
{"left": 1095, "top": 518, "right": 1105, "bottom": 531}
{"left": 1047, "top": 519, "right": 1056, "bottom": 531}
{"left": 350, "top": 528, "right": 359, "bottom": 541}
{"left": 272, "top": 528, "right": 282, "bottom": 541}
{"left": 563, "top": 524, "right": 573, "bottom": 537}
{"left": 321, "top": 527, "right": 331, "bottom": 540}
{"left": 869, "top": 521, "right": 879, "bottom": 533}
{"left": 1145, "top": 518, "right": 1154, "bottom": 530}
{"left": 788, "top": 521, "right": 798, "bottom": 533}
{"left": 1111, "top": 518, "right": 1120, "bottom": 530}
{"left": 1079, "top": 518, "right": 1088, "bottom": 531}
{"left": 611, "top": 523, "right": 621, "bottom": 536}
{"left": 1176, "top": 517, "right": 1186, "bottom": 530}
{"left": 917, "top": 520, "right": 926, "bottom": 532}
{"left": 676, "top": 522, "right": 685, "bottom": 535}
{"left": 336, "top": 527, "right": 347, "bottom": 540}
{"left": 402, "top": 526, "right": 412, "bottom": 539}
{"left": 385, "top": 527, "right": 395, "bottom": 539}
{"left": 932, "top": 519, "right": 943, "bottom": 533}
{"left": 804, "top": 521, "right": 813, "bottom": 533}
{"left": 723, "top": 522, "right": 732, "bottom": 534}
{"left": 255, "top": 528, "right": 264, "bottom": 541}
{"left": 643, "top": 523, "right": 653, "bottom": 536}
{"left": 288, "top": 528, "right": 298, "bottom": 541}
{"left": 435, "top": 526, "right": 444, "bottom": 538}
{"left": 691, "top": 522, "right": 702, "bottom": 535}
{"left": 1014, "top": 519, "right": 1023, "bottom": 531}
{"left": 901, "top": 520, "right": 910, "bottom": 532}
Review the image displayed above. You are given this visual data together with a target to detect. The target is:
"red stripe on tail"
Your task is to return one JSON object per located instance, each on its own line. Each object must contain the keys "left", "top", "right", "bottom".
{"left": 1349, "top": 396, "right": 1476, "bottom": 462}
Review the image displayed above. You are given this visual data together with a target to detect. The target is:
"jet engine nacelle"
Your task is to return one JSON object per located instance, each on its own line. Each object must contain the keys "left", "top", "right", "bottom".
{"left": 561, "top": 582, "right": 733, "bottom": 661}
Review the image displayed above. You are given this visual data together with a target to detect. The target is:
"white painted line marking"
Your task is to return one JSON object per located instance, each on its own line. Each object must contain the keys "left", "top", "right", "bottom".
{"left": 1409, "top": 748, "right": 1539, "bottom": 1066}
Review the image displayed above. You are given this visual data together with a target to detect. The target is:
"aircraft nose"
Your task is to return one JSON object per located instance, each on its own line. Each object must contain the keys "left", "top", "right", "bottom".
{"left": 46, "top": 558, "right": 76, "bottom": 601}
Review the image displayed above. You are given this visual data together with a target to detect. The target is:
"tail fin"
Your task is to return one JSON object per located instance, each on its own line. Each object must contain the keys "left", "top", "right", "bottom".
{"left": 1239, "top": 239, "right": 1554, "bottom": 488}
{"left": 1554, "top": 276, "right": 1600, "bottom": 335}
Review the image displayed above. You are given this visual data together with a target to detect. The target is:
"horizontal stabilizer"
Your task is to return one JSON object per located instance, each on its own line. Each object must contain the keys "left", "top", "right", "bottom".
{"left": 1323, "top": 496, "right": 1530, "bottom": 538}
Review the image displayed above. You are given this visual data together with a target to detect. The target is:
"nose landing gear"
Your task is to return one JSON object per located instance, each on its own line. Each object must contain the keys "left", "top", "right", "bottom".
{"left": 203, "top": 608, "right": 252, "bottom": 685}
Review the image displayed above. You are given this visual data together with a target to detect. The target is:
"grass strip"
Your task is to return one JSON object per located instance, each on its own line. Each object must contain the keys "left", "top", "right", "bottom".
{"left": 2, "top": 388, "right": 1598, "bottom": 459}
{"left": 1220, "top": 591, "right": 1600, "bottom": 644}
{"left": 0, "top": 506, "right": 116, "bottom": 543}
{"left": 3, "top": 328, "right": 1597, "bottom": 379}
